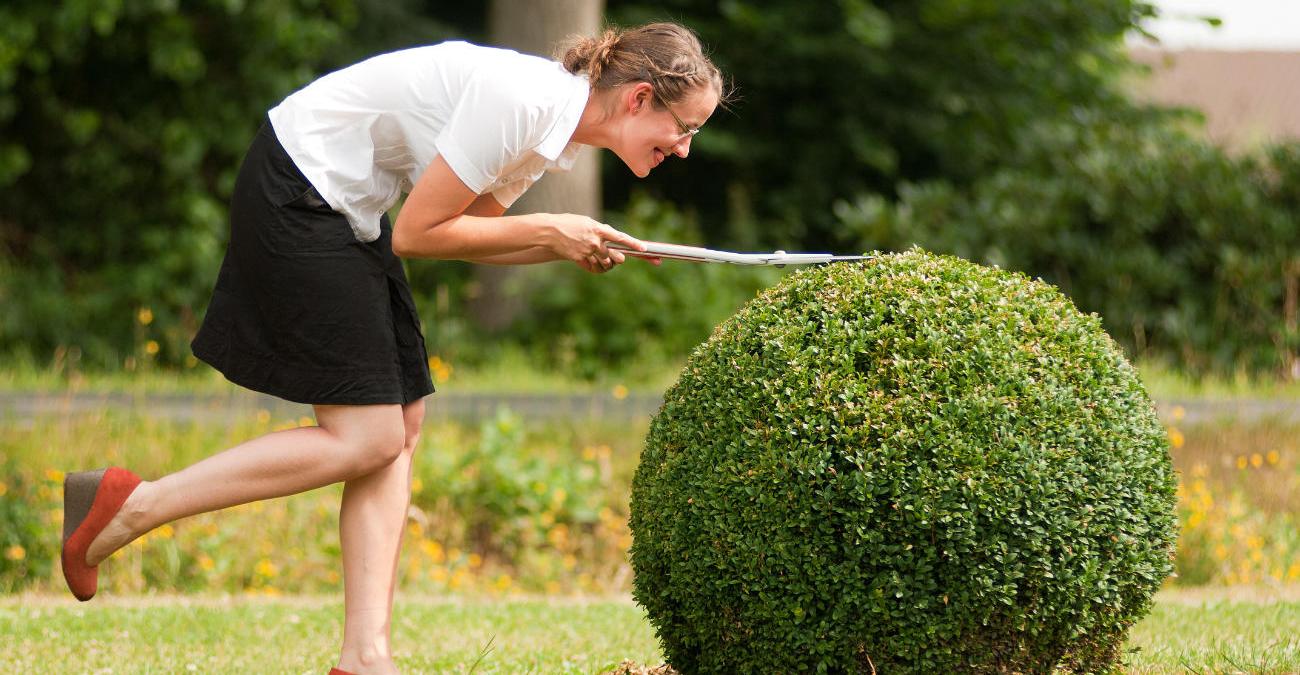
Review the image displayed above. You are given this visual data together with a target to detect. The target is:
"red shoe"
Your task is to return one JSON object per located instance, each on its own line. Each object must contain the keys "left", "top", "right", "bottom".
{"left": 61, "top": 467, "right": 142, "bottom": 601}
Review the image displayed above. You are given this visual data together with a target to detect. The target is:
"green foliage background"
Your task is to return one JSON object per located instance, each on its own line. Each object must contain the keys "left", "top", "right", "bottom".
{"left": 1, "top": 0, "right": 1296, "bottom": 378}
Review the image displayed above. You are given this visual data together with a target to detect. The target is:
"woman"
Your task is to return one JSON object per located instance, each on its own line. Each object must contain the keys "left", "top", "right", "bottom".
{"left": 60, "top": 22, "right": 726, "bottom": 674}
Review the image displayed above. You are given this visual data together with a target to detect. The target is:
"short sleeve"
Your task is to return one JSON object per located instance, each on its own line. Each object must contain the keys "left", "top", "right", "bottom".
{"left": 490, "top": 177, "right": 533, "bottom": 209}
{"left": 434, "top": 74, "right": 540, "bottom": 194}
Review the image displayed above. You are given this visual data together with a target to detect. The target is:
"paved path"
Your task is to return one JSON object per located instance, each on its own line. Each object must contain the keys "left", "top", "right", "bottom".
{"left": 0, "top": 390, "right": 664, "bottom": 426}
{"left": 0, "top": 391, "right": 1295, "bottom": 426}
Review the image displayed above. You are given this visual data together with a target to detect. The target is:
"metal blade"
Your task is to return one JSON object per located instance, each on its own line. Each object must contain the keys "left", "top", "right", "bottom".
{"left": 609, "top": 242, "right": 870, "bottom": 267}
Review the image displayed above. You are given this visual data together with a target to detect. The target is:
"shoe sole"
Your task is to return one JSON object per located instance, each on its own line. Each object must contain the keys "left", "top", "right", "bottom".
{"left": 63, "top": 468, "right": 108, "bottom": 545}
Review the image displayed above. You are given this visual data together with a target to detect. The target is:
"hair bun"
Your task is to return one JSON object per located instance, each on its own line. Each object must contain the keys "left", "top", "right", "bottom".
{"left": 558, "top": 22, "right": 731, "bottom": 108}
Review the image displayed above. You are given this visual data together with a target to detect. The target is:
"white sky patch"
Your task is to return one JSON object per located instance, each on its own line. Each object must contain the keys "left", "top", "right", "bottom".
{"left": 1131, "top": 0, "right": 1300, "bottom": 50}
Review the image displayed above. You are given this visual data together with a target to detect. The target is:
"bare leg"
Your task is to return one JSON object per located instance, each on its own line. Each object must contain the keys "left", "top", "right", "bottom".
{"left": 336, "top": 398, "right": 425, "bottom": 675}
{"left": 84, "top": 404, "right": 406, "bottom": 566}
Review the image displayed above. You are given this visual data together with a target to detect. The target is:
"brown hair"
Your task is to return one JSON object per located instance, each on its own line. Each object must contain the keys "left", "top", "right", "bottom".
{"left": 558, "top": 22, "right": 732, "bottom": 108}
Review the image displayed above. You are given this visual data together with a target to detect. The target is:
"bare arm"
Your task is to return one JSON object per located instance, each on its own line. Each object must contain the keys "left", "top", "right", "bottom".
{"left": 391, "top": 155, "right": 647, "bottom": 272}
{"left": 454, "top": 194, "right": 562, "bottom": 265}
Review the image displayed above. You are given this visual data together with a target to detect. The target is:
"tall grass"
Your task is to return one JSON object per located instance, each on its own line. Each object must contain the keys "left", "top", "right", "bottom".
{"left": 1165, "top": 414, "right": 1300, "bottom": 586}
{"left": 0, "top": 408, "right": 649, "bottom": 596}
{"left": 3, "top": 402, "right": 1299, "bottom": 595}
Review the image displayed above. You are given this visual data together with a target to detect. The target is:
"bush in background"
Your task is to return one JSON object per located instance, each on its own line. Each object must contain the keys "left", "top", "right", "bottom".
{"left": 836, "top": 116, "right": 1300, "bottom": 378}
{"left": 0, "top": 1, "right": 362, "bottom": 368}
{"left": 498, "top": 195, "right": 782, "bottom": 378}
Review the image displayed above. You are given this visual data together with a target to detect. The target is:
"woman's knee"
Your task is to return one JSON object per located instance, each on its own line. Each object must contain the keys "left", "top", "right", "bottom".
{"left": 316, "top": 404, "right": 407, "bottom": 473}
{"left": 400, "top": 399, "right": 426, "bottom": 456}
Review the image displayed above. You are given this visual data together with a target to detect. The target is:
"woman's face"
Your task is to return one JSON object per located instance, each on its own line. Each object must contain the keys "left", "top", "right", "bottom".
{"left": 612, "top": 84, "right": 720, "bottom": 178}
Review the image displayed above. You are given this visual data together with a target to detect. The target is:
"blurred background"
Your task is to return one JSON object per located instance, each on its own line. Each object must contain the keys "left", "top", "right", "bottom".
{"left": 1, "top": 0, "right": 1299, "bottom": 602}
{"left": 0, "top": 0, "right": 1296, "bottom": 382}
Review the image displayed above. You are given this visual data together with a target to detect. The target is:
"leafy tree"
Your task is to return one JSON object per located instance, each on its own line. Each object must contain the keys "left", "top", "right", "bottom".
{"left": 0, "top": 1, "right": 371, "bottom": 366}
{"left": 835, "top": 115, "right": 1300, "bottom": 376}
{"left": 604, "top": 0, "right": 1160, "bottom": 249}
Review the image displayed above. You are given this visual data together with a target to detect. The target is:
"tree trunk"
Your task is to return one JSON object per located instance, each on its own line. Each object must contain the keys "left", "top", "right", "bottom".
{"left": 469, "top": 0, "right": 604, "bottom": 334}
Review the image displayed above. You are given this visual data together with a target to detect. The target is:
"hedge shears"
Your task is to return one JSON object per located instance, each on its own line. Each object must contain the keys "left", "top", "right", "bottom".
{"left": 609, "top": 241, "right": 870, "bottom": 267}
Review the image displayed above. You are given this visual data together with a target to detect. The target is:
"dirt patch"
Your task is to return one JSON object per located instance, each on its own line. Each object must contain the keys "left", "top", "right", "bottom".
{"left": 600, "top": 660, "right": 680, "bottom": 675}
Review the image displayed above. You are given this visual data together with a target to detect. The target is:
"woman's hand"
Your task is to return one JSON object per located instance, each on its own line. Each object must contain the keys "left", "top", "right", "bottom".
{"left": 540, "top": 213, "right": 656, "bottom": 273}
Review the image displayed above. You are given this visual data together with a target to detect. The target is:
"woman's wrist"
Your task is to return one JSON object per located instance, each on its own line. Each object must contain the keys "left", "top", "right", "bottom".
{"left": 530, "top": 213, "right": 562, "bottom": 253}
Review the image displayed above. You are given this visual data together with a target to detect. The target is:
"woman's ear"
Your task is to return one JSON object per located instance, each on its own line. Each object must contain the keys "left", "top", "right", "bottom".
{"left": 627, "top": 81, "right": 653, "bottom": 113}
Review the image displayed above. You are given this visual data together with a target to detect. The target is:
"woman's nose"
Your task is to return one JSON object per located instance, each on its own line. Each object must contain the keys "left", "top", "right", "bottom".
{"left": 672, "top": 135, "right": 692, "bottom": 158}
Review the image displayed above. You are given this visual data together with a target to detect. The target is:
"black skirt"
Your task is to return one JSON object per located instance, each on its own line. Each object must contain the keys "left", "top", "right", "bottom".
{"left": 191, "top": 121, "right": 434, "bottom": 406}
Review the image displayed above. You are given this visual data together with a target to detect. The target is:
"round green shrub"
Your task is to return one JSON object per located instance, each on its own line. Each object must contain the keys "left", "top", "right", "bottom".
{"left": 630, "top": 249, "right": 1178, "bottom": 674}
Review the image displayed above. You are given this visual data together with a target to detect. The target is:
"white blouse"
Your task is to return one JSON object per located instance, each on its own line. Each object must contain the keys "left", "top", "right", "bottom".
{"left": 268, "top": 41, "right": 590, "bottom": 243}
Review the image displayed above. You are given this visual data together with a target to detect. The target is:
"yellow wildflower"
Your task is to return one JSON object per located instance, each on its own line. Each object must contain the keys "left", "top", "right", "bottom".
{"left": 138, "top": 308, "right": 154, "bottom": 325}
{"left": 427, "top": 356, "right": 452, "bottom": 383}
{"left": 612, "top": 384, "right": 629, "bottom": 400}
{"left": 1171, "top": 405, "right": 1185, "bottom": 421}
{"left": 198, "top": 555, "right": 215, "bottom": 571}
{"left": 0, "top": 482, "right": 7, "bottom": 497}
{"left": 421, "top": 540, "right": 445, "bottom": 564}
{"left": 1266, "top": 450, "right": 1280, "bottom": 466}
{"left": 1250, "top": 453, "right": 1263, "bottom": 468}
{"left": 4, "top": 545, "right": 25, "bottom": 561}
{"left": 144, "top": 340, "right": 160, "bottom": 356}
{"left": 255, "top": 559, "right": 278, "bottom": 578}
{"left": 411, "top": 477, "right": 423, "bottom": 494}
{"left": 1167, "top": 428, "right": 1184, "bottom": 449}
{"left": 1236, "top": 456, "right": 1248, "bottom": 470}
{"left": 154, "top": 524, "right": 174, "bottom": 539}
{"left": 44, "top": 469, "right": 65, "bottom": 483}
{"left": 298, "top": 416, "right": 314, "bottom": 427}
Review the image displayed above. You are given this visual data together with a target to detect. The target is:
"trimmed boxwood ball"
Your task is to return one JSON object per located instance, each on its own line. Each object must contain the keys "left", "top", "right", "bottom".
{"left": 630, "top": 249, "right": 1178, "bottom": 674}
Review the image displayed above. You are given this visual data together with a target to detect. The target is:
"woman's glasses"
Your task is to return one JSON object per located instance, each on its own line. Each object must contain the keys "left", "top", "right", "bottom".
{"left": 653, "top": 89, "right": 701, "bottom": 141}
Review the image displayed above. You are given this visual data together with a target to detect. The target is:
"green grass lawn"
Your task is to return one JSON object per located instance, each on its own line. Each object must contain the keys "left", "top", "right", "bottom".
{"left": 4, "top": 355, "right": 1299, "bottom": 400}
{"left": 2, "top": 589, "right": 1296, "bottom": 673}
